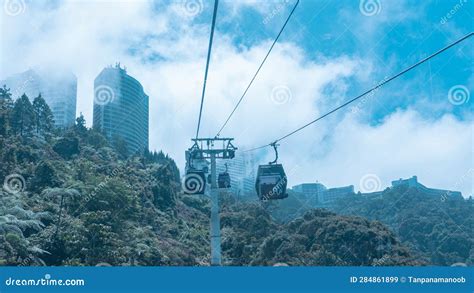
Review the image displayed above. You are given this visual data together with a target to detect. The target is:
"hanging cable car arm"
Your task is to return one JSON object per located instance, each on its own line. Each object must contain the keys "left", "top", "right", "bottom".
{"left": 269, "top": 142, "right": 279, "bottom": 164}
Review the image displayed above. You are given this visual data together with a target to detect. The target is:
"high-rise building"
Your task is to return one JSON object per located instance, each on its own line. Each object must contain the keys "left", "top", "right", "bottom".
{"left": 391, "top": 176, "right": 462, "bottom": 199}
{"left": 292, "top": 183, "right": 327, "bottom": 197}
{"left": 292, "top": 182, "right": 355, "bottom": 206}
{"left": 318, "top": 185, "right": 354, "bottom": 205}
{"left": 216, "top": 152, "right": 257, "bottom": 197}
{"left": 93, "top": 64, "right": 149, "bottom": 156}
{"left": 0, "top": 68, "right": 77, "bottom": 128}
{"left": 291, "top": 176, "right": 464, "bottom": 207}
{"left": 292, "top": 182, "right": 327, "bottom": 206}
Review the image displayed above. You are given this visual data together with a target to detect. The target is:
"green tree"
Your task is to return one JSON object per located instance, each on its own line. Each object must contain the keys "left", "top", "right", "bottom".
{"left": 331, "top": 186, "right": 474, "bottom": 266}
{"left": 32, "top": 94, "right": 54, "bottom": 135}
{"left": 53, "top": 136, "right": 80, "bottom": 159}
{"left": 11, "top": 94, "right": 36, "bottom": 136}
{"left": 86, "top": 128, "right": 109, "bottom": 149}
{"left": 0, "top": 85, "right": 14, "bottom": 136}
{"left": 31, "top": 161, "right": 60, "bottom": 190}
{"left": 112, "top": 135, "right": 128, "bottom": 159}
{"left": 74, "top": 113, "right": 87, "bottom": 136}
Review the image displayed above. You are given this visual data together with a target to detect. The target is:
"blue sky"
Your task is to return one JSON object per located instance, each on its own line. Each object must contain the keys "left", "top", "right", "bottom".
{"left": 0, "top": 0, "right": 472, "bottom": 196}
{"left": 198, "top": 0, "right": 473, "bottom": 122}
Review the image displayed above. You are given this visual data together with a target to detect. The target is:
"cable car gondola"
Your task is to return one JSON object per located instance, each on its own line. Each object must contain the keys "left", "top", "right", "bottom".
{"left": 218, "top": 172, "right": 231, "bottom": 188}
{"left": 218, "top": 163, "right": 231, "bottom": 188}
{"left": 183, "top": 144, "right": 207, "bottom": 195}
{"left": 255, "top": 143, "right": 288, "bottom": 200}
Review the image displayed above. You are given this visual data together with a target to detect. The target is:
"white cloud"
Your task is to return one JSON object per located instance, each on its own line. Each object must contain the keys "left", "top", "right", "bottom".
{"left": 1, "top": 0, "right": 471, "bottom": 198}
{"left": 286, "top": 109, "right": 473, "bottom": 197}
{"left": 0, "top": 0, "right": 361, "bottom": 167}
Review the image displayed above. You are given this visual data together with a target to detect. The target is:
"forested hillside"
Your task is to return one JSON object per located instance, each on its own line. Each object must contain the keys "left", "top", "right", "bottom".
{"left": 264, "top": 186, "right": 474, "bottom": 266}
{"left": 0, "top": 85, "right": 208, "bottom": 266}
{"left": 331, "top": 188, "right": 474, "bottom": 266}
{"left": 220, "top": 198, "right": 421, "bottom": 266}
{"left": 0, "top": 85, "right": 459, "bottom": 266}
{"left": 0, "top": 112, "right": 211, "bottom": 265}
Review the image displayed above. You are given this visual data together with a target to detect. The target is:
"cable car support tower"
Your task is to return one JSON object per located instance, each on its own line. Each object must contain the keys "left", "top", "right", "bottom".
{"left": 185, "top": 0, "right": 300, "bottom": 265}
{"left": 184, "top": 0, "right": 471, "bottom": 267}
{"left": 187, "top": 138, "right": 236, "bottom": 265}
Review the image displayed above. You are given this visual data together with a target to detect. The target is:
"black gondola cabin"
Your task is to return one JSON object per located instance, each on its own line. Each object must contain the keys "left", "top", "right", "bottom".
{"left": 255, "top": 164, "right": 288, "bottom": 200}
{"left": 218, "top": 172, "right": 231, "bottom": 188}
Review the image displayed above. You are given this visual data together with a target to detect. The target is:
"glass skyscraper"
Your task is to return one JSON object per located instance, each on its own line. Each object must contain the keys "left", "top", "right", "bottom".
{"left": 0, "top": 68, "right": 77, "bottom": 128}
{"left": 93, "top": 64, "right": 149, "bottom": 156}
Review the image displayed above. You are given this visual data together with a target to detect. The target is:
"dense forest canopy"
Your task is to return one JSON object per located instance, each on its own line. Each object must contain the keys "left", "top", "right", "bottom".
{"left": 330, "top": 188, "right": 474, "bottom": 266}
{"left": 262, "top": 186, "right": 473, "bottom": 266}
{"left": 0, "top": 86, "right": 471, "bottom": 266}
